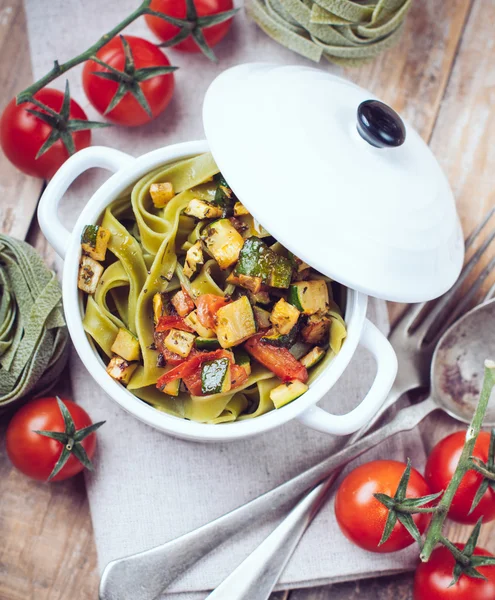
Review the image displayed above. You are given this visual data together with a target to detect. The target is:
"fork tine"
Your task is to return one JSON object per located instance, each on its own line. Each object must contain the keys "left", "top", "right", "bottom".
{"left": 483, "top": 281, "right": 495, "bottom": 304}
{"left": 406, "top": 216, "right": 495, "bottom": 341}
{"left": 391, "top": 209, "right": 495, "bottom": 339}
{"left": 432, "top": 253, "right": 495, "bottom": 341}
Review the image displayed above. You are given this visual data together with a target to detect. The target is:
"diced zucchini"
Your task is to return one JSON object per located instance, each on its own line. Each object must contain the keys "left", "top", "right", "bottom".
{"left": 270, "top": 380, "right": 308, "bottom": 408}
{"left": 183, "top": 240, "right": 204, "bottom": 278}
{"left": 201, "top": 357, "right": 231, "bottom": 395}
{"left": 215, "top": 296, "right": 257, "bottom": 348}
{"left": 106, "top": 356, "right": 137, "bottom": 385}
{"left": 226, "top": 271, "right": 262, "bottom": 293}
{"left": 234, "top": 202, "right": 249, "bottom": 216}
{"left": 78, "top": 255, "right": 104, "bottom": 294}
{"left": 162, "top": 378, "right": 180, "bottom": 396}
{"left": 270, "top": 298, "right": 300, "bottom": 335}
{"left": 81, "top": 225, "right": 111, "bottom": 261}
{"left": 111, "top": 328, "right": 141, "bottom": 362}
{"left": 300, "top": 346, "right": 326, "bottom": 369}
{"left": 184, "top": 199, "right": 223, "bottom": 220}
{"left": 150, "top": 182, "right": 175, "bottom": 208}
{"left": 203, "top": 219, "right": 245, "bottom": 269}
{"left": 289, "top": 341, "right": 311, "bottom": 360}
{"left": 233, "top": 348, "right": 251, "bottom": 376}
{"left": 195, "top": 337, "right": 221, "bottom": 350}
{"left": 164, "top": 328, "right": 196, "bottom": 358}
{"left": 171, "top": 289, "right": 195, "bottom": 317}
{"left": 288, "top": 280, "right": 330, "bottom": 315}
{"left": 261, "top": 326, "right": 298, "bottom": 348}
{"left": 301, "top": 315, "right": 331, "bottom": 345}
{"left": 253, "top": 306, "right": 272, "bottom": 329}
{"left": 184, "top": 310, "right": 216, "bottom": 338}
{"left": 153, "top": 292, "right": 170, "bottom": 324}
{"left": 236, "top": 237, "right": 292, "bottom": 288}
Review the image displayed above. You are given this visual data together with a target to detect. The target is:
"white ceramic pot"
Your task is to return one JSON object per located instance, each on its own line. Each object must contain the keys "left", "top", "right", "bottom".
{"left": 38, "top": 141, "right": 398, "bottom": 442}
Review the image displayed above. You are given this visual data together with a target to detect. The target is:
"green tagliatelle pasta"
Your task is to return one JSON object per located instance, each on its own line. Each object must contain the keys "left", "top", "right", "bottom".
{"left": 246, "top": 0, "right": 412, "bottom": 65}
{"left": 81, "top": 153, "right": 347, "bottom": 423}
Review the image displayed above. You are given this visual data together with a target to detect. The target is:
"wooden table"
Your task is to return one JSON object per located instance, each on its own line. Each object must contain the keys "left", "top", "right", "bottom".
{"left": 1, "top": 0, "right": 495, "bottom": 598}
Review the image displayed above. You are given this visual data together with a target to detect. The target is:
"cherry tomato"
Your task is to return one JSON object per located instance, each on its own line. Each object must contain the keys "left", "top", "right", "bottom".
{"left": 196, "top": 294, "right": 231, "bottom": 330}
{"left": 145, "top": 0, "right": 234, "bottom": 53}
{"left": 414, "top": 545, "right": 495, "bottom": 599}
{"left": 335, "top": 460, "right": 432, "bottom": 553}
{"left": 6, "top": 397, "right": 98, "bottom": 482}
{"left": 0, "top": 88, "right": 91, "bottom": 179}
{"left": 244, "top": 335, "right": 308, "bottom": 383}
{"left": 425, "top": 431, "right": 495, "bottom": 524}
{"left": 82, "top": 36, "right": 175, "bottom": 127}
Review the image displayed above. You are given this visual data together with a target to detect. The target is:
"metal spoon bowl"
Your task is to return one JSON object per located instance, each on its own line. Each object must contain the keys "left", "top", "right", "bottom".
{"left": 100, "top": 299, "right": 495, "bottom": 600}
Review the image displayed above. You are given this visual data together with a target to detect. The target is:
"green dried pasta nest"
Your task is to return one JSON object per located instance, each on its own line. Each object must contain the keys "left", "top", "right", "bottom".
{"left": 247, "top": 0, "right": 412, "bottom": 65}
{"left": 0, "top": 234, "right": 69, "bottom": 409}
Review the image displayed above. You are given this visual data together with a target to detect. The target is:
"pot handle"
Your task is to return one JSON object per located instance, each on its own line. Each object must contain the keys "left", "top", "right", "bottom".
{"left": 38, "top": 146, "right": 135, "bottom": 259}
{"left": 297, "top": 319, "right": 397, "bottom": 436}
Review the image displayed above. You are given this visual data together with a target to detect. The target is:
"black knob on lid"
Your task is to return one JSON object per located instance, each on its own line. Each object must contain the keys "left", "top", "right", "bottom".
{"left": 357, "top": 100, "right": 406, "bottom": 148}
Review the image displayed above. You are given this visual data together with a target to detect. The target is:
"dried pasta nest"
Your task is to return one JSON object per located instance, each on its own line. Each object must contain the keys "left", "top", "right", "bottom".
{"left": 247, "top": 0, "right": 412, "bottom": 66}
{"left": 0, "top": 234, "right": 69, "bottom": 409}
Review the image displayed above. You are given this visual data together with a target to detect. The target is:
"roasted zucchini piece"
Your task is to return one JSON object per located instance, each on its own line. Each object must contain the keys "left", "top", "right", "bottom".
{"left": 111, "top": 328, "right": 141, "bottom": 361}
{"left": 183, "top": 240, "right": 204, "bottom": 278}
{"left": 184, "top": 310, "right": 216, "bottom": 338}
{"left": 106, "top": 356, "right": 137, "bottom": 385}
{"left": 270, "top": 298, "right": 300, "bottom": 335}
{"left": 150, "top": 182, "right": 175, "bottom": 208}
{"left": 164, "top": 328, "right": 196, "bottom": 358}
{"left": 233, "top": 348, "right": 251, "bottom": 376}
{"left": 81, "top": 225, "right": 111, "bottom": 261}
{"left": 226, "top": 271, "right": 262, "bottom": 293}
{"left": 300, "top": 346, "right": 326, "bottom": 369}
{"left": 171, "top": 288, "right": 195, "bottom": 317}
{"left": 248, "top": 290, "right": 271, "bottom": 305}
{"left": 236, "top": 237, "right": 292, "bottom": 288}
{"left": 162, "top": 378, "right": 180, "bottom": 396}
{"left": 270, "top": 380, "right": 308, "bottom": 408}
{"left": 234, "top": 202, "right": 249, "bottom": 216}
{"left": 261, "top": 326, "right": 298, "bottom": 348}
{"left": 201, "top": 357, "right": 231, "bottom": 395}
{"left": 153, "top": 292, "right": 170, "bottom": 324}
{"left": 253, "top": 306, "right": 272, "bottom": 329}
{"left": 288, "top": 280, "right": 330, "bottom": 315}
{"left": 195, "top": 337, "right": 221, "bottom": 350}
{"left": 203, "top": 219, "right": 245, "bottom": 269}
{"left": 215, "top": 296, "right": 257, "bottom": 348}
{"left": 184, "top": 199, "right": 223, "bottom": 220}
{"left": 301, "top": 315, "right": 331, "bottom": 345}
{"left": 78, "top": 255, "right": 104, "bottom": 294}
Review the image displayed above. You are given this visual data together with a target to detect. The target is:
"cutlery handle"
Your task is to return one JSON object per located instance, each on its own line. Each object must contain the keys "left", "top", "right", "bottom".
{"left": 99, "top": 397, "right": 438, "bottom": 600}
{"left": 205, "top": 479, "right": 335, "bottom": 600}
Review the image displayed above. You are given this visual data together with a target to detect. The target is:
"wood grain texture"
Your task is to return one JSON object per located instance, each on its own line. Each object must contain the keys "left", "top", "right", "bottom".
{"left": 1, "top": 0, "right": 494, "bottom": 599}
{"left": 0, "top": 0, "right": 43, "bottom": 240}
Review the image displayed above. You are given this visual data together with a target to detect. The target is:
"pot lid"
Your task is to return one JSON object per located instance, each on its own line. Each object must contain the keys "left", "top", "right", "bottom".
{"left": 202, "top": 63, "right": 463, "bottom": 302}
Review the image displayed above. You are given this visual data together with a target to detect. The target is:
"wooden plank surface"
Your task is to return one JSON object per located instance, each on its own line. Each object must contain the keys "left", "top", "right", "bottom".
{"left": 1, "top": 0, "right": 494, "bottom": 598}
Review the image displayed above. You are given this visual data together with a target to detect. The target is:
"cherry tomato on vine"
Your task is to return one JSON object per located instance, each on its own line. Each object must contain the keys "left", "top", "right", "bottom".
{"left": 414, "top": 545, "right": 495, "bottom": 600}
{"left": 82, "top": 35, "right": 176, "bottom": 127}
{"left": 335, "top": 460, "right": 432, "bottom": 553}
{"left": 145, "top": 0, "right": 235, "bottom": 54}
{"left": 425, "top": 431, "right": 495, "bottom": 524}
{"left": 6, "top": 397, "right": 104, "bottom": 482}
{"left": 0, "top": 88, "right": 92, "bottom": 179}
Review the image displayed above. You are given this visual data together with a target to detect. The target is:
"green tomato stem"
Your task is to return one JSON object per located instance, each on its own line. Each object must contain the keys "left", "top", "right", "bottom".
{"left": 420, "top": 361, "right": 495, "bottom": 562}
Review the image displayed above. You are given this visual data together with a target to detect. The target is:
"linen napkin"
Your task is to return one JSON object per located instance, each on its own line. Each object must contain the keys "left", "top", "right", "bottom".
{"left": 24, "top": 0, "right": 426, "bottom": 596}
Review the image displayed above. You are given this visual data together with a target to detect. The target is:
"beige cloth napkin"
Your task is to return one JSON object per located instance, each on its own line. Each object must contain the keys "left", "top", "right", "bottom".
{"left": 24, "top": 1, "right": 426, "bottom": 596}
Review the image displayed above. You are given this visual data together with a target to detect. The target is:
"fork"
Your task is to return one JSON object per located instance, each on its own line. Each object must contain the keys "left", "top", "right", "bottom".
{"left": 99, "top": 210, "right": 495, "bottom": 600}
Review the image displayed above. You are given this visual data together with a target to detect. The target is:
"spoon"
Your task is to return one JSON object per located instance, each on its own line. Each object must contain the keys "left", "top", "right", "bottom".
{"left": 99, "top": 299, "right": 495, "bottom": 600}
